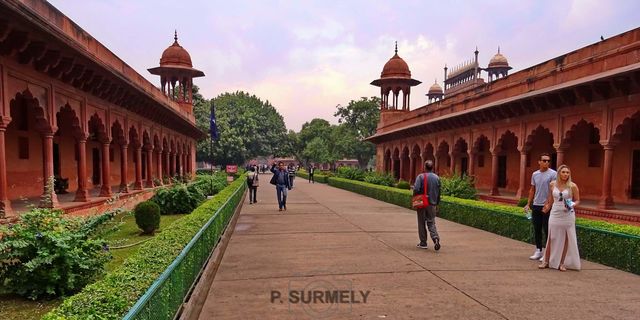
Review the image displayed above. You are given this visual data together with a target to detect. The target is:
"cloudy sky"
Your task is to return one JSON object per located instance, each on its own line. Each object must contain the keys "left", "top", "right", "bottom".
{"left": 49, "top": 0, "right": 639, "bottom": 131}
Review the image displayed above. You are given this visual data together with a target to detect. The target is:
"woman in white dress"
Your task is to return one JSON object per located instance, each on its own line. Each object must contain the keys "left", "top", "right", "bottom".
{"left": 539, "top": 164, "right": 581, "bottom": 271}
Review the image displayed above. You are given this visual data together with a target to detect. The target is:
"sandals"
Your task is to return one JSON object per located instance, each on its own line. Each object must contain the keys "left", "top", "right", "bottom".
{"left": 538, "top": 261, "right": 549, "bottom": 269}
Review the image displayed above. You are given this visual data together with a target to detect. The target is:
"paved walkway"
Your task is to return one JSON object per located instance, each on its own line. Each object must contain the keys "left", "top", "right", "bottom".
{"left": 195, "top": 175, "right": 640, "bottom": 319}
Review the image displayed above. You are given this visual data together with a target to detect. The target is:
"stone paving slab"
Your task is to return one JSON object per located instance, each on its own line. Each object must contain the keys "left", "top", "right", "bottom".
{"left": 193, "top": 179, "right": 640, "bottom": 320}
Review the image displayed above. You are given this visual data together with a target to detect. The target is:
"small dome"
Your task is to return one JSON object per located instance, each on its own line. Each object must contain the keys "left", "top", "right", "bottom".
{"left": 428, "top": 81, "right": 443, "bottom": 94}
{"left": 160, "top": 32, "right": 193, "bottom": 68}
{"left": 488, "top": 48, "right": 509, "bottom": 68}
{"left": 381, "top": 53, "right": 411, "bottom": 78}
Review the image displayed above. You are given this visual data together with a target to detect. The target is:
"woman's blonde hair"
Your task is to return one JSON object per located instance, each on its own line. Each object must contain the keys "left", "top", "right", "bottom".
{"left": 556, "top": 164, "right": 575, "bottom": 189}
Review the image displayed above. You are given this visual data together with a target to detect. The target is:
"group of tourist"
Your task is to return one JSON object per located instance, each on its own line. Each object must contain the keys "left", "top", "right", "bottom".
{"left": 248, "top": 153, "right": 581, "bottom": 272}
{"left": 411, "top": 153, "right": 581, "bottom": 272}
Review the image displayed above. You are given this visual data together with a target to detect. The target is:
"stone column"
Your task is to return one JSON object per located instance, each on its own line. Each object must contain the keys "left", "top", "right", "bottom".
{"left": 399, "top": 157, "right": 404, "bottom": 181}
{"left": 172, "top": 152, "right": 177, "bottom": 177}
{"left": 449, "top": 152, "right": 456, "bottom": 176}
{"left": 119, "top": 144, "right": 129, "bottom": 193}
{"left": 134, "top": 145, "right": 143, "bottom": 190}
{"left": 0, "top": 126, "right": 12, "bottom": 216}
{"left": 156, "top": 149, "right": 163, "bottom": 185}
{"left": 99, "top": 142, "right": 113, "bottom": 197}
{"left": 598, "top": 144, "right": 615, "bottom": 209}
{"left": 555, "top": 144, "right": 566, "bottom": 168}
{"left": 490, "top": 151, "right": 500, "bottom": 196}
{"left": 468, "top": 151, "right": 476, "bottom": 176}
{"left": 516, "top": 149, "right": 528, "bottom": 199}
{"left": 408, "top": 157, "right": 414, "bottom": 183}
{"left": 165, "top": 151, "right": 170, "bottom": 181}
{"left": 390, "top": 158, "right": 396, "bottom": 178}
{"left": 41, "top": 133, "right": 58, "bottom": 207}
{"left": 145, "top": 147, "right": 154, "bottom": 188}
{"left": 74, "top": 137, "right": 89, "bottom": 201}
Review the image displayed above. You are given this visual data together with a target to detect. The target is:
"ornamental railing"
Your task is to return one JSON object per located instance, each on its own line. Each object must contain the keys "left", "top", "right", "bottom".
{"left": 122, "top": 182, "right": 246, "bottom": 320}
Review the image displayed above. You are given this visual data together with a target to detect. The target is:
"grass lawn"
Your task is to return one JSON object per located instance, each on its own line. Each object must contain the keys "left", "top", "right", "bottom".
{"left": 97, "top": 212, "right": 187, "bottom": 272}
{"left": 0, "top": 212, "right": 187, "bottom": 320}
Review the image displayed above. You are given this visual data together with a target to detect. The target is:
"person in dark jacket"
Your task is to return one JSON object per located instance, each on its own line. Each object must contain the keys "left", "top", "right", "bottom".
{"left": 413, "top": 160, "right": 441, "bottom": 251}
{"left": 308, "top": 164, "right": 315, "bottom": 183}
{"left": 270, "top": 162, "right": 291, "bottom": 211}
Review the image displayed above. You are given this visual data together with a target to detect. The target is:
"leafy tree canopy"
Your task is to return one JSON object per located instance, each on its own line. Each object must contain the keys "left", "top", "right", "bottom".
{"left": 193, "top": 89, "right": 287, "bottom": 166}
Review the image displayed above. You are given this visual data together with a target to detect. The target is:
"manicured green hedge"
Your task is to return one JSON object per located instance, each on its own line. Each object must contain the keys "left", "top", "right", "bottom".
{"left": 327, "top": 177, "right": 640, "bottom": 275}
{"left": 43, "top": 177, "right": 247, "bottom": 319}
{"left": 296, "top": 170, "right": 330, "bottom": 183}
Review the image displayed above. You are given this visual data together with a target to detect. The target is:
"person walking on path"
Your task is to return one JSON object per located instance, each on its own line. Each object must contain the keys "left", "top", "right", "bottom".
{"left": 539, "top": 164, "right": 581, "bottom": 271}
{"left": 270, "top": 162, "right": 291, "bottom": 211}
{"left": 308, "top": 164, "right": 315, "bottom": 183}
{"left": 247, "top": 166, "right": 259, "bottom": 204}
{"left": 413, "top": 160, "right": 441, "bottom": 250}
{"left": 288, "top": 164, "right": 296, "bottom": 188}
{"left": 524, "top": 153, "right": 557, "bottom": 261}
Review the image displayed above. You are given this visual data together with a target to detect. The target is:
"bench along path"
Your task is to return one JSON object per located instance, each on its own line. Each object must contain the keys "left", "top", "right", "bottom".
{"left": 195, "top": 175, "right": 640, "bottom": 319}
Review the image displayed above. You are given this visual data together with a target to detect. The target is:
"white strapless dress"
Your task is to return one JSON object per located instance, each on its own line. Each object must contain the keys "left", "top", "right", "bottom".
{"left": 545, "top": 187, "right": 581, "bottom": 270}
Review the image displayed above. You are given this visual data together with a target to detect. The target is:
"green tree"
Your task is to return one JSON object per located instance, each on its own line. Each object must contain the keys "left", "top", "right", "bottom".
{"left": 302, "top": 137, "right": 331, "bottom": 164}
{"left": 334, "top": 97, "right": 380, "bottom": 168}
{"left": 193, "top": 90, "right": 287, "bottom": 166}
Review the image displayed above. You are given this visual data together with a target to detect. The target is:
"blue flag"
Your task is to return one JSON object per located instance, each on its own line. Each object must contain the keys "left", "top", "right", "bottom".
{"left": 210, "top": 101, "right": 219, "bottom": 141}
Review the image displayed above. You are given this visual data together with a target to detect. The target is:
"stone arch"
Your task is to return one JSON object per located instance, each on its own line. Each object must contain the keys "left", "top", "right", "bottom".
{"left": 436, "top": 140, "right": 450, "bottom": 176}
{"left": 400, "top": 146, "right": 410, "bottom": 182}
{"left": 472, "top": 135, "right": 491, "bottom": 189}
{"left": 495, "top": 130, "right": 519, "bottom": 191}
{"left": 410, "top": 144, "right": 421, "bottom": 181}
{"left": 561, "top": 119, "right": 603, "bottom": 198}
{"left": 452, "top": 137, "right": 469, "bottom": 176}
{"left": 110, "top": 120, "right": 129, "bottom": 193}
{"left": 383, "top": 148, "right": 392, "bottom": 173}
{"left": 525, "top": 125, "right": 555, "bottom": 170}
{"left": 610, "top": 111, "right": 640, "bottom": 201}
{"left": 422, "top": 142, "right": 435, "bottom": 162}
{"left": 52, "top": 104, "right": 85, "bottom": 199}
{"left": 86, "top": 114, "right": 109, "bottom": 190}
{"left": 4, "top": 91, "right": 58, "bottom": 209}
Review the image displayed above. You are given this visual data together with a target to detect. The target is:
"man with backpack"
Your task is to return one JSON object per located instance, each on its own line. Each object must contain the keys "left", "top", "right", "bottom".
{"left": 247, "top": 166, "right": 259, "bottom": 204}
{"left": 413, "top": 160, "right": 441, "bottom": 251}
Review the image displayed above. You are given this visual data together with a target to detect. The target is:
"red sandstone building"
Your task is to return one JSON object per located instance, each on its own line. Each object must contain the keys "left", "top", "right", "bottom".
{"left": 369, "top": 30, "right": 640, "bottom": 210}
{"left": 0, "top": 1, "right": 204, "bottom": 218}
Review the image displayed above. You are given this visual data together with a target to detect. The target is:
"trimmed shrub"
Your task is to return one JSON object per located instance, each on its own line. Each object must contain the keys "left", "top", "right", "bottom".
{"left": 0, "top": 208, "right": 110, "bottom": 299}
{"left": 296, "top": 170, "right": 330, "bottom": 183}
{"left": 440, "top": 174, "right": 477, "bottom": 199}
{"left": 43, "top": 175, "right": 247, "bottom": 319}
{"left": 194, "top": 173, "right": 228, "bottom": 196}
{"left": 517, "top": 197, "right": 528, "bottom": 207}
{"left": 336, "top": 167, "right": 365, "bottom": 181}
{"left": 363, "top": 171, "right": 395, "bottom": 187}
{"left": 396, "top": 180, "right": 411, "bottom": 189}
{"left": 134, "top": 201, "right": 161, "bottom": 235}
{"left": 326, "top": 176, "right": 640, "bottom": 275}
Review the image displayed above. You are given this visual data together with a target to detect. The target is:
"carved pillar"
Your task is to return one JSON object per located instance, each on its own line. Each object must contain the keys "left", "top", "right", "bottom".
{"left": 599, "top": 144, "right": 615, "bottom": 209}
{"left": 134, "top": 145, "right": 143, "bottom": 190}
{"left": 516, "top": 149, "right": 528, "bottom": 199}
{"left": 399, "top": 156, "right": 404, "bottom": 181}
{"left": 468, "top": 150, "right": 476, "bottom": 176}
{"left": 145, "top": 147, "right": 154, "bottom": 188}
{"left": 41, "top": 133, "right": 58, "bottom": 207}
{"left": 0, "top": 126, "right": 12, "bottom": 216}
{"left": 555, "top": 144, "right": 566, "bottom": 168}
{"left": 156, "top": 149, "right": 163, "bottom": 185}
{"left": 172, "top": 152, "right": 177, "bottom": 177}
{"left": 408, "top": 157, "right": 414, "bottom": 183}
{"left": 449, "top": 152, "right": 456, "bottom": 176}
{"left": 490, "top": 150, "right": 500, "bottom": 196}
{"left": 119, "top": 144, "right": 129, "bottom": 193}
{"left": 99, "top": 142, "right": 113, "bottom": 197}
{"left": 164, "top": 151, "right": 171, "bottom": 183}
{"left": 74, "top": 137, "right": 89, "bottom": 201}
